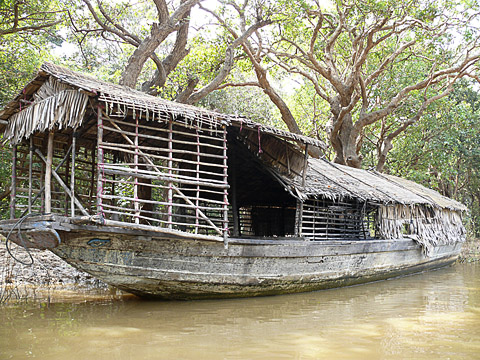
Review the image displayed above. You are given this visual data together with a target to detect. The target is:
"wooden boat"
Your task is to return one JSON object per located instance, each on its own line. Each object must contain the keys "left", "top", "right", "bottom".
{"left": 0, "top": 63, "right": 466, "bottom": 299}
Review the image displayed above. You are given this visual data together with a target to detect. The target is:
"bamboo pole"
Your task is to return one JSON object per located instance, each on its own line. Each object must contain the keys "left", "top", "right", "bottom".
{"left": 28, "top": 137, "right": 33, "bottom": 213}
{"left": 90, "top": 148, "right": 95, "bottom": 212}
{"left": 65, "top": 142, "right": 70, "bottom": 216}
{"left": 195, "top": 127, "right": 200, "bottom": 234}
{"left": 99, "top": 143, "right": 226, "bottom": 169}
{"left": 105, "top": 116, "right": 224, "bottom": 235}
{"left": 92, "top": 218, "right": 223, "bottom": 242}
{"left": 100, "top": 157, "right": 223, "bottom": 177}
{"left": 97, "top": 105, "right": 104, "bottom": 217}
{"left": 134, "top": 114, "right": 140, "bottom": 224}
{"left": 168, "top": 119, "right": 173, "bottom": 229}
{"left": 103, "top": 177, "right": 226, "bottom": 197}
{"left": 101, "top": 165, "right": 227, "bottom": 186}
{"left": 222, "top": 126, "right": 229, "bottom": 244}
{"left": 10, "top": 145, "right": 17, "bottom": 219}
{"left": 40, "top": 158, "right": 44, "bottom": 213}
{"left": 35, "top": 148, "right": 89, "bottom": 216}
{"left": 109, "top": 118, "right": 225, "bottom": 144}
{"left": 71, "top": 132, "right": 76, "bottom": 217}
{"left": 99, "top": 141, "right": 225, "bottom": 159}
{"left": 100, "top": 195, "right": 226, "bottom": 211}
{"left": 295, "top": 199, "right": 303, "bottom": 237}
{"left": 44, "top": 131, "right": 54, "bottom": 214}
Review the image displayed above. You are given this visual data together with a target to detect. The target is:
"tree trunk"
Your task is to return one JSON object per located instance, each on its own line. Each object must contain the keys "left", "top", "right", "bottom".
{"left": 329, "top": 110, "right": 363, "bottom": 168}
{"left": 376, "top": 138, "right": 393, "bottom": 173}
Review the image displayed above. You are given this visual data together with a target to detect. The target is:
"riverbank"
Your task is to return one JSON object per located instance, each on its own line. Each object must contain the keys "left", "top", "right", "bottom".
{"left": 458, "top": 238, "right": 480, "bottom": 263}
{"left": 0, "top": 238, "right": 106, "bottom": 289}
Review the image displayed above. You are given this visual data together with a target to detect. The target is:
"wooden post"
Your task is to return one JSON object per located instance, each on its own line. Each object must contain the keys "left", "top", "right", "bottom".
{"left": 231, "top": 150, "right": 239, "bottom": 237}
{"left": 302, "top": 144, "right": 309, "bottom": 187}
{"left": 40, "top": 159, "right": 44, "bottom": 214}
{"left": 28, "top": 137, "right": 33, "bottom": 213}
{"left": 195, "top": 127, "right": 200, "bottom": 234}
{"left": 70, "top": 132, "right": 76, "bottom": 217}
{"left": 65, "top": 143, "right": 70, "bottom": 216}
{"left": 222, "top": 126, "right": 229, "bottom": 244}
{"left": 295, "top": 199, "right": 303, "bottom": 237}
{"left": 134, "top": 114, "right": 140, "bottom": 224}
{"left": 10, "top": 145, "right": 17, "bottom": 219}
{"left": 167, "top": 119, "right": 173, "bottom": 229}
{"left": 97, "top": 105, "right": 104, "bottom": 217}
{"left": 90, "top": 148, "right": 95, "bottom": 213}
{"left": 111, "top": 153, "right": 116, "bottom": 219}
{"left": 35, "top": 148, "right": 89, "bottom": 216}
{"left": 44, "top": 131, "right": 54, "bottom": 214}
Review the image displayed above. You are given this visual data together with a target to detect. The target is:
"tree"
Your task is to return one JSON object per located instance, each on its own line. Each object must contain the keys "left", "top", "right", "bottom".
{"left": 387, "top": 81, "right": 480, "bottom": 235}
{"left": 0, "top": 0, "right": 62, "bottom": 36}
{"left": 0, "top": 0, "right": 63, "bottom": 105}
{"left": 0, "top": 0, "right": 63, "bottom": 219}
{"left": 197, "top": 0, "right": 325, "bottom": 156}
{"left": 265, "top": 0, "right": 480, "bottom": 168}
{"left": 66, "top": 0, "right": 271, "bottom": 102}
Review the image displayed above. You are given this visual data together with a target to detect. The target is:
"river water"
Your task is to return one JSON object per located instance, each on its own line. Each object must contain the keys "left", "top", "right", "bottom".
{"left": 1, "top": 263, "right": 480, "bottom": 360}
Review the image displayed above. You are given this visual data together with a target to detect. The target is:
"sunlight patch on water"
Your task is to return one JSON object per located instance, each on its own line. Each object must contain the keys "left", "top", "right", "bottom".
{"left": 81, "top": 326, "right": 143, "bottom": 338}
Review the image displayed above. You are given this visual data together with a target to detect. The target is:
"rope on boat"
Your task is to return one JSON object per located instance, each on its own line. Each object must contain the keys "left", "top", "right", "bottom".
{"left": 4, "top": 213, "right": 42, "bottom": 266}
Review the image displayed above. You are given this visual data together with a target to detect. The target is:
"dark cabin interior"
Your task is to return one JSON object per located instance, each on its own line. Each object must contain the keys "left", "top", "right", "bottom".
{"left": 227, "top": 131, "right": 297, "bottom": 238}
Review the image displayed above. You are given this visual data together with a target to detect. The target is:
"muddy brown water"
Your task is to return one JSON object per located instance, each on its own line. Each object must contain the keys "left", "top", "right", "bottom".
{"left": 1, "top": 263, "right": 480, "bottom": 360}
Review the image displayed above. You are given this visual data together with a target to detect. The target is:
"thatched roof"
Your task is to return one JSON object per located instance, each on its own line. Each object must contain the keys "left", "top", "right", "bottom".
{"left": 286, "top": 158, "right": 467, "bottom": 212}
{"left": 0, "top": 62, "right": 326, "bottom": 149}
{"left": 0, "top": 63, "right": 466, "bottom": 213}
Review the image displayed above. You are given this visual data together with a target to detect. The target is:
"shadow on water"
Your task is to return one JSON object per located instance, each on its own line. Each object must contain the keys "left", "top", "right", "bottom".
{"left": 1, "top": 263, "right": 480, "bottom": 359}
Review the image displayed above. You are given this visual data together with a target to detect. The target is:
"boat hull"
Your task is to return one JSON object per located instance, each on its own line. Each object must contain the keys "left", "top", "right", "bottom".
{"left": 49, "top": 229, "right": 462, "bottom": 299}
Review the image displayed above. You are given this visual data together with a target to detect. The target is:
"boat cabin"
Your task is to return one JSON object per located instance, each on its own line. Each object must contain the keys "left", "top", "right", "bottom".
{"left": 0, "top": 63, "right": 466, "bottom": 255}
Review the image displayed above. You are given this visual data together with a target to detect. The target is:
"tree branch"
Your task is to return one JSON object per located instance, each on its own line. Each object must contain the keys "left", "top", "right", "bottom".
{"left": 185, "top": 18, "right": 271, "bottom": 104}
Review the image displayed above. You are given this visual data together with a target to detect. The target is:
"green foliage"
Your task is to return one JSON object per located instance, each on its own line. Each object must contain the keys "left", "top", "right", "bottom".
{"left": 157, "top": 33, "right": 229, "bottom": 101}
{"left": 0, "top": 0, "right": 63, "bottom": 106}
{"left": 200, "top": 83, "right": 280, "bottom": 126}
{"left": 0, "top": 0, "right": 479, "bottom": 231}
{"left": 387, "top": 81, "right": 480, "bottom": 236}
{"left": 0, "top": 0, "right": 64, "bottom": 219}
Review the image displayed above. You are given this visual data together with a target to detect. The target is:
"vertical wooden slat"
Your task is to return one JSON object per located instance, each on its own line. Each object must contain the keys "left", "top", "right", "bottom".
{"left": 10, "top": 145, "right": 17, "bottom": 219}
{"left": 97, "top": 105, "right": 104, "bottom": 217}
{"left": 295, "top": 199, "right": 303, "bottom": 237}
{"left": 28, "top": 137, "right": 33, "bottom": 213}
{"left": 70, "top": 132, "right": 76, "bottom": 217}
{"left": 134, "top": 114, "right": 140, "bottom": 224}
{"left": 222, "top": 126, "right": 229, "bottom": 243}
{"left": 65, "top": 142, "right": 70, "bottom": 216}
{"left": 40, "top": 159, "right": 44, "bottom": 214}
{"left": 167, "top": 119, "right": 173, "bottom": 229}
{"left": 195, "top": 127, "right": 200, "bottom": 234}
{"left": 44, "top": 131, "right": 54, "bottom": 214}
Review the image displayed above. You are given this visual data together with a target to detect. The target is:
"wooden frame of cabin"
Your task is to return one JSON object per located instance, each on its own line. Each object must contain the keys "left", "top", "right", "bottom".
{"left": 0, "top": 63, "right": 467, "bottom": 256}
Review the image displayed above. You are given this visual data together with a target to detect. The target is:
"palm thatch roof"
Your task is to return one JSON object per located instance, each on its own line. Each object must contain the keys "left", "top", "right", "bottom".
{"left": 286, "top": 158, "right": 467, "bottom": 211}
{"left": 0, "top": 62, "right": 326, "bottom": 149}
{"left": 0, "top": 63, "right": 466, "bottom": 213}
